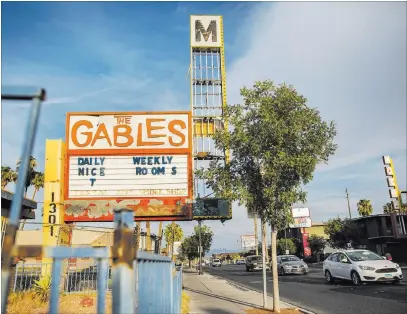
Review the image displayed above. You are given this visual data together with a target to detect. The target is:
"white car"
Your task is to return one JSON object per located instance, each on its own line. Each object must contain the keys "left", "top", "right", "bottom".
{"left": 236, "top": 259, "right": 245, "bottom": 265}
{"left": 323, "top": 249, "right": 403, "bottom": 285}
{"left": 211, "top": 259, "right": 222, "bottom": 267}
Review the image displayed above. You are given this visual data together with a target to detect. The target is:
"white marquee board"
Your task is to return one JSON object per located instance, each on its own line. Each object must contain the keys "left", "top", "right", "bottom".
{"left": 241, "top": 235, "right": 256, "bottom": 249}
{"left": 68, "top": 155, "right": 189, "bottom": 199}
{"left": 190, "top": 15, "right": 222, "bottom": 48}
{"left": 291, "top": 208, "right": 310, "bottom": 218}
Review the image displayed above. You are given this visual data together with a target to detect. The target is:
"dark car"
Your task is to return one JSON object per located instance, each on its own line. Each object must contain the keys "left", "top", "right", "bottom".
{"left": 245, "top": 255, "right": 270, "bottom": 272}
{"left": 274, "top": 255, "right": 309, "bottom": 275}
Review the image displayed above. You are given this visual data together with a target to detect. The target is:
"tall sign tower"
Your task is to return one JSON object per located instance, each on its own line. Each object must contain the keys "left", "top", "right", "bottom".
{"left": 190, "top": 15, "right": 231, "bottom": 220}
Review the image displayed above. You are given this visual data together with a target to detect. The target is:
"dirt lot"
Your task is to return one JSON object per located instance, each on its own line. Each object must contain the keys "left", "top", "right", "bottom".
{"left": 6, "top": 292, "right": 112, "bottom": 314}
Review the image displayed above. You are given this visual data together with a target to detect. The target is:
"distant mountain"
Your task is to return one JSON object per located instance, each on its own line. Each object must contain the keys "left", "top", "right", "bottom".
{"left": 205, "top": 248, "right": 246, "bottom": 257}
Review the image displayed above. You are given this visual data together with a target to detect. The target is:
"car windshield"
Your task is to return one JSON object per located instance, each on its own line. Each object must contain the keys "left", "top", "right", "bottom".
{"left": 213, "top": 259, "right": 220, "bottom": 262}
{"left": 281, "top": 256, "right": 300, "bottom": 262}
{"left": 346, "top": 251, "right": 383, "bottom": 261}
{"left": 251, "top": 256, "right": 262, "bottom": 261}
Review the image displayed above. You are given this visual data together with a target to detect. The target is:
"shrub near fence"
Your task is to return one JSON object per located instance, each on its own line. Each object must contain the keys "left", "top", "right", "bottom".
{"left": 13, "top": 261, "right": 111, "bottom": 294}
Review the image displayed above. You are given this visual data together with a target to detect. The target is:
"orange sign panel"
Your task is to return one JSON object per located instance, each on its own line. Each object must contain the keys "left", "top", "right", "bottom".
{"left": 64, "top": 112, "right": 193, "bottom": 222}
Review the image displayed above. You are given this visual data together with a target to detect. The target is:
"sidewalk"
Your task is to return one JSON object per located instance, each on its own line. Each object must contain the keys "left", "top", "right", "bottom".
{"left": 182, "top": 269, "right": 295, "bottom": 314}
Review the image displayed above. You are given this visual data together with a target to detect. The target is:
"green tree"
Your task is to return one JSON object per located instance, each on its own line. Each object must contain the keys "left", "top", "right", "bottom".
{"left": 180, "top": 236, "right": 199, "bottom": 267}
{"left": 192, "top": 224, "right": 214, "bottom": 255}
{"left": 308, "top": 235, "right": 327, "bottom": 261}
{"left": 357, "top": 199, "right": 373, "bottom": 217}
{"left": 383, "top": 201, "right": 407, "bottom": 213}
{"left": 324, "top": 217, "right": 361, "bottom": 249}
{"left": 1, "top": 166, "right": 17, "bottom": 189}
{"left": 179, "top": 224, "right": 214, "bottom": 267}
{"left": 276, "top": 238, "right": 296, "bottom": 255}
{"left": 196, "top": 81, "right": 337, "bottom": 312}
{"left": 164, "top": 222, "right": 184, "bottom": 257}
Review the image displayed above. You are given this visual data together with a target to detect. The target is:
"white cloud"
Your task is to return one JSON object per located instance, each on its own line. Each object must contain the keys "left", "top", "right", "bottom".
{"left": 227, "top": 2, "right": 406, "bottom": 171}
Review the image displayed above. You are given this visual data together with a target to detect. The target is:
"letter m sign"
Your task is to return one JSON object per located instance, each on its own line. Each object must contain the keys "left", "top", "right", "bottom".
{"left": 190, "top": 15, "right": 222, "bottom": 48}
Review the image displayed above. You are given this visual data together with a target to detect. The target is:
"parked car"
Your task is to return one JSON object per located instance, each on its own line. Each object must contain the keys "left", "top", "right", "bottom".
{"left": 323, "top": 249, "right": 403, "bottom": 286}
{"left": 211, "top": 259, "right": 222, "bottom": 267}
{"left": 245, "top": 255, "right": 270, "bottom": 272}
{"left": 272, "top": 255, "right": 308, "bottom": 275}
{"left": 175, "top": 262, "right": 182, "bottom": 271}
{"left": 236, "top": 259, "right": 245, "bottom": 265}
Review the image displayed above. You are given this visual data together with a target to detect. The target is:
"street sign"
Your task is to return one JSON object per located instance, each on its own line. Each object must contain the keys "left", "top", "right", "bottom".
{"left": 289, "top": 217, "right": 312, "bottom": 228}
{"left": 192, "top": 198, "right": 230, "bottom": 219}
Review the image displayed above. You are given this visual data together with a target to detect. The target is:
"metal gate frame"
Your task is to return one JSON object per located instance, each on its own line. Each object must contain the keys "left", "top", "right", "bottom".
{"left": 1, "top": 87, "right": 182, "bottom": 314}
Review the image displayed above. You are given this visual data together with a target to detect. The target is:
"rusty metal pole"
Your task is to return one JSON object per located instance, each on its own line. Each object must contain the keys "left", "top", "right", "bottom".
{"left": 1, "top": 89, "right": 44, "bottom": 314}
{"left": 112, "top": 208, "right": 135, "bottom": 314}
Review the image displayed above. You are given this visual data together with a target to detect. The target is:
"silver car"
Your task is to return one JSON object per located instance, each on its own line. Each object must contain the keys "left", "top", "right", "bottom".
{"left": 274, "top": 255, "right": 309, "bottom": 275}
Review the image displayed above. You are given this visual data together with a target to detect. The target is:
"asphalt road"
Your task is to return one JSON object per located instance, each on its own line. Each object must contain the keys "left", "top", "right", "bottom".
{"left": 203, "top": 264, "right": 407, "bottom": 314}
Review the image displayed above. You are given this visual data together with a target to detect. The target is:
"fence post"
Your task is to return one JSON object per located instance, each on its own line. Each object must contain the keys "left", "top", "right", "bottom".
{"left": 112, "top": 208, "right": 135, "bottom": 314}
{"left": 12, "top": 263, "right": 18, "bottom": 293}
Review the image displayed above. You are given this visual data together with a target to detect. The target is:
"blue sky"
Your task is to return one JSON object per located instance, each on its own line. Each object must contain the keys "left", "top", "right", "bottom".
{"left": 2, "top": 2, "right": 406, "bottom": 251}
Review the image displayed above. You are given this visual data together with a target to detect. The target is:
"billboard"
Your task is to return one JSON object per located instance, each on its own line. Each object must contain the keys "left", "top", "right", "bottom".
{"left": 292, "top": 208, "right": 310, "bottom": 218}
{"left": 64, "top": 112, "right": 193, "bottom": 222}
{"left": 190, "top": 15, "right": 222, "bottom": 48}
{"left": 173, "top": 241, "right": 182, "bottom": 256}
{"left": 241, "top": 235, "right": 256, "bottom": 249}
{"left": 289, "top": 217, "right": 312, "bottom": 228}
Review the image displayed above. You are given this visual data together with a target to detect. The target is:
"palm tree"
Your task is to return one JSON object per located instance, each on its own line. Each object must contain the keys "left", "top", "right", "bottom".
{"left": 16, "top": 156, "right": 38, "bottom": 197}
{"left": 1, "top": 166, "right": 17, "bottom": 189}
{"left": 383, "top": 201, "right": 407, "bottom": 213}
{"left": 357, "top": 199, "right": 373, "bottom": 217}
{"left": 15, "top": 156, "right": 41, "bottom": 230}
{"left": 31, "top": 172, "right": 45, "bottom": 199}
{"left": 19, "top": 171, "right": 45, "bottom": 231}
{"left": 164, "top": 222, "right": 184, "bottom": 259}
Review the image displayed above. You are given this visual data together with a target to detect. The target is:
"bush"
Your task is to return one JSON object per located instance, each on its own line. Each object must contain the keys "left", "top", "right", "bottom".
{"left": 182, "top": 291, "right": 190, "bottom": 314}
{"left": 33, "top": 275, "right": 51, "bottom": 303}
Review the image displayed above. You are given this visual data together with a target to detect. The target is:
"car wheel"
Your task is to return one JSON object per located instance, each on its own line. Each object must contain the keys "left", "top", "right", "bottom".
{"left": 351, "top": 271, "right": 361, "bottom": 286}
{"left": 325, "top": 270, "right": 334, "bottom": 284}
{"left": 303, "top": 272, "right": 308, "bottom": 275}
{"left": 279, "top": 268, "right": 285, "bottom": 276}
{"left": 246, "top": 267, "right": 249, "bottom": 272}
{"left": 392, "top": 279, "right": 401, "bottom": 285}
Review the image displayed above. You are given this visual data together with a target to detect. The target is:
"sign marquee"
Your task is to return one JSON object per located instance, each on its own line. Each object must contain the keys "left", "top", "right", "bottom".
{"left": 190, "top": 15, "right": 222, "bottom": 48}
{"left": 64, "top": 112, "right": 193, "bottom": 221}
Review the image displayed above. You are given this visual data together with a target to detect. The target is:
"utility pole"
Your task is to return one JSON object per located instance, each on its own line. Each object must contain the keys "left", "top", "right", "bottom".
{"left": 346, "top": 188, "right": 352, "bottom": 219}
{"left": 254, "top": 214, "right": 259, "bottom": 255}
{"left": 198, "top": 220, "right": 203, "bottom": 275}
{"left": 171, "top": 221, "right": 176, "bottom": 261}
{"left": 158, "top": 221, "right": 163, "bottom": 254}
